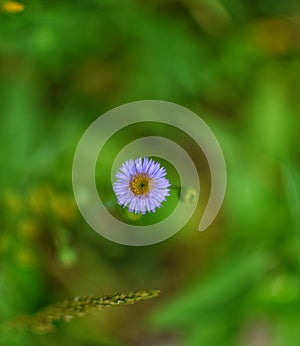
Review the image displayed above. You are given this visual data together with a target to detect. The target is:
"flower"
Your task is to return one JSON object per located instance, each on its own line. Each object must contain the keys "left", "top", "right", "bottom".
{"left": 113, "top": 157, "right": 171, "bottom": 214}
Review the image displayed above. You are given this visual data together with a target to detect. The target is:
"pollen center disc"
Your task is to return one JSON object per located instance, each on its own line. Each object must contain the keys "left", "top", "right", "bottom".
{"left": 129, "top": 174, "right": 152, "bottom": 195}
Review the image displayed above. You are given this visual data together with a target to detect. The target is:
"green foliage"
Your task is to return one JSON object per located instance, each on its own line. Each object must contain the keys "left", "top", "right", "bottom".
{"left": 152, "top": 250, "right": 270, "bottom": 344}
{"left": 0, "top": 0, "right": 300, "bottom": 345}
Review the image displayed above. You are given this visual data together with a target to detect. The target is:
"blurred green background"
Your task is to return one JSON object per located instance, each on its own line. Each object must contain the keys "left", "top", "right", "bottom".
{"left": 1, "top": 0, "right": 300, "bottom": 345}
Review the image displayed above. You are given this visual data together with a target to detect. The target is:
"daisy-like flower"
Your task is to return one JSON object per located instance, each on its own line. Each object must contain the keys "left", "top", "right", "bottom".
{"left": 113, "top": 157, "right": 171, "bottom": 214}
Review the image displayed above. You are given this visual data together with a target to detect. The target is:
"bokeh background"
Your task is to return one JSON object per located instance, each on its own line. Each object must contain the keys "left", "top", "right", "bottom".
{"left": 1, "top": 0, "right": 300, "bottom": 345}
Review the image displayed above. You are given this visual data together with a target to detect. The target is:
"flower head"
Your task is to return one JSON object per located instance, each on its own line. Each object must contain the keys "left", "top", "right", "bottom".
{"left": 113, "top": 157, "right": 171, "bottom": 214}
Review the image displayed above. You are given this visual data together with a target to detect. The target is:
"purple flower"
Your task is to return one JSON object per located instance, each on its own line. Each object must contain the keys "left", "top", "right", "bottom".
{"left": 113, "top": 157, "right": 171, "bottom": 214}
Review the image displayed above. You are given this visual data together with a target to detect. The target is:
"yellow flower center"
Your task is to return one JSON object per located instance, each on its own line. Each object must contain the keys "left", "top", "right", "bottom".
{"left": 129, "top": 174, "right": 152, "bottom": 196}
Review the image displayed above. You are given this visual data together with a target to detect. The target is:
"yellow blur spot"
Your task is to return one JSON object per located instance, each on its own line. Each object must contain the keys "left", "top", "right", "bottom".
{"left": 50, "top": 194, "right": 78, "bottom": 223}
{"left": 2, "top": 1, "right": 24, "bottom": 13}
{"left": 252, "top": 18, "right": 297, "bottom": 55}
{"left": 126, "top": 209, "right": 142, "bottom": 221}
{"left": 16, "top": 249, "right": 36, "bottom": 267}
{"left": 0, "top": 235, "right": 10, "bottom": 255}
{"left": 181, "top": 186, "right": 197, "bottom": 205}
{"left": 18, "top": 219, "right": 40, "bottom": 238}
{"left": 29, "top": 185, "right": 53, "bottom": 214}
{"left": 4, "top": 191, "right": 22, "bottom": 211}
